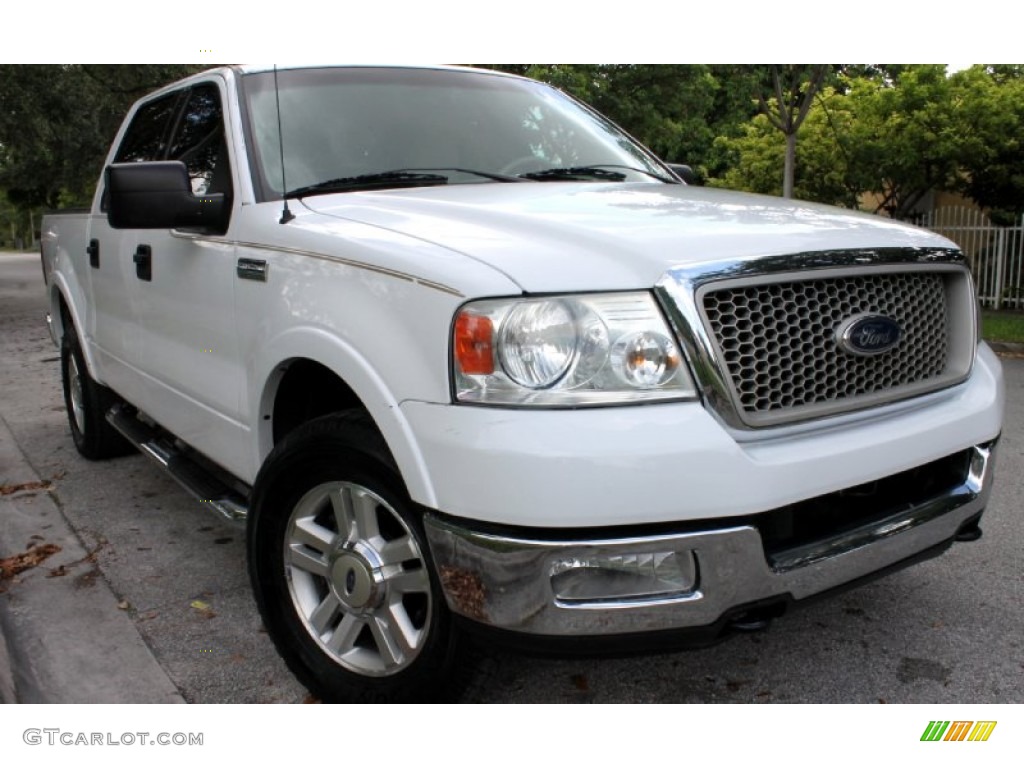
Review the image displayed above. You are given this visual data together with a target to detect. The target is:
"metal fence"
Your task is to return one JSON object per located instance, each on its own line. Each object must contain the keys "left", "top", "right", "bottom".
{"left": 919, "top": 207, "right": 1024, "bottom": 309}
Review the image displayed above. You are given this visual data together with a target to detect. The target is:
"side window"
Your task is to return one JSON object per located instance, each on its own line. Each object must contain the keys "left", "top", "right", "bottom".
{"left": 168, "top": 84, "right": 231, "bottom": 197}
{"left": 114, "top": 91, "right": 182, "bottom": 163}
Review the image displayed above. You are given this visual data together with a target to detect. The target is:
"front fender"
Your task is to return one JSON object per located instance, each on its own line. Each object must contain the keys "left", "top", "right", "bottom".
{"left": 251, "top": 326, "right": 438, "bottom": 508}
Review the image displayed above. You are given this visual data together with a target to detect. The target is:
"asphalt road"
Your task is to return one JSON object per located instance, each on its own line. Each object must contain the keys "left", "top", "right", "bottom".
{"left": 1, "top": 250, "right": 1021, "bottom": 703}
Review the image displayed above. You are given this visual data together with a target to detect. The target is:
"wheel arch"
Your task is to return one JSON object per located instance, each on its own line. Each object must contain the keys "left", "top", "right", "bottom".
{"left": 50, "top": 275, "right": 99, "bottom": 377}
{"left": 251, "top": 328, "right": 438, "bottom": 508}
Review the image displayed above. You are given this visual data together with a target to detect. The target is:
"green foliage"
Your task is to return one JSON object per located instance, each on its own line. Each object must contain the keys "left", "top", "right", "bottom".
{"left": 950, "top": 66, "right": 1024, "bottom": 216}
{"left": 859, "top": 65, "right": 965, "bottom": 218}
{"left": 712, "top": 115, "right": 783, "bottom": 195}
{"left": 744, "top": 65, "right": 830, "bottom": 198}
{"left": 712, "top": 84, "right": 866, "bottom": 207}
{"left": 0, "top": 193, "right": 35, "bottom": 249}
{"left": 715, "top": 64, "right": 1024, "bottom": 219}
{"left": 0, "top": 65, "right": 207, "bottom": 210}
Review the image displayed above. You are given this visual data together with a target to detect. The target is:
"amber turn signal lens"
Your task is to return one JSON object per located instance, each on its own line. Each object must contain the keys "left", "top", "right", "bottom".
{"left": 454, "top": 312, "right": 495, "bottom": 375}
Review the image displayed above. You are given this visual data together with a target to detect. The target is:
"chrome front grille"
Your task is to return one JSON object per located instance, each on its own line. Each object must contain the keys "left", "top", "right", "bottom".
{"left": 702, "top": 272, "right": 950, "bottom": 416}
{"left": 656, "top": 249, "right": 977, "bottom": 430}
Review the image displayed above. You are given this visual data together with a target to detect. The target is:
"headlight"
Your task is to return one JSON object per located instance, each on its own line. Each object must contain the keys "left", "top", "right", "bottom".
{"left": 498, "top": 300, "right": 579, "bottom": 389}
{"left": 452, "top": 293, "right": 698, "bottom": 406}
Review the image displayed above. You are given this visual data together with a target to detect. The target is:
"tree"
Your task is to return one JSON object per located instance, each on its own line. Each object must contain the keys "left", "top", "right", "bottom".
{"left": 950, "top": 65, "right": 1024, "bottom": 220}
{"left": 857, "top": 65, "right": 967, "bottom": 219}
{"left": 0, "top": 65, "right": 206, "bottom": 210}
{"left": 754, "top": 65, "right": 829, "bottom": 198}
{"left": 714, "top": 83, "right": 868, "bottom": 208}
{"left": 713, "top": 65, "right": 1019, "bottom": 220}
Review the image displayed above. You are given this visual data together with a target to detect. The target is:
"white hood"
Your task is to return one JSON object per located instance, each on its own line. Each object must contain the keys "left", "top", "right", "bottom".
{"left": 297, "top": 182, "right": 955, "bottom": 293}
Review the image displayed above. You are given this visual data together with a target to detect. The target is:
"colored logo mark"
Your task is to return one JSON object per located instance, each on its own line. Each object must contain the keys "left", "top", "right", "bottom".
{"left": 920, "top": 721, "right": 997, "bottom": 742}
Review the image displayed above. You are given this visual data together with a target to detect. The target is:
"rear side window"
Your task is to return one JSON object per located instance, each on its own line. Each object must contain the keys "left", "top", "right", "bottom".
{"left": 114, "top": 91, "right": 182, "bottom": 163}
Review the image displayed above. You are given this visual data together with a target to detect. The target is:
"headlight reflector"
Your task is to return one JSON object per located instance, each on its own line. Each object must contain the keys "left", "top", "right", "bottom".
{"left": 498, "top": 300, "right": 577, "bottom": 389}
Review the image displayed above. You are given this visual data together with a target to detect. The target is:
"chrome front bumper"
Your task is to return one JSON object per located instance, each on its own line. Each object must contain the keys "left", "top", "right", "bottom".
{"left": 423, "top": 441, "right": 996, "bottom": 637}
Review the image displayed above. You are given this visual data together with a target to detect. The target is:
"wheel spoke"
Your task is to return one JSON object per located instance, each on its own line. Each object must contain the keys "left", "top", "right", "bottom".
{"left": 328, "top": 487, "right": 357, "bottom": 541}
{"left": 326, "top": 613, "right": 364, "bottom": 655}
{"left": 386, "top": 605, "right": 419, "bottom": 656}
{"left": 292, "top": 517, "right": 336, "bottom": 556}
{"left": 353, "top": 489, "right": 381, "bottom": 541}
{"left": 369, "top": 612, "right": 408, "bottom": 669}
{"left": 308, "top": 593, "right": 341, "bottom": 635}
{"left": 288, "top": 544, "right": 329, "bottom": 577}
{"left": 378, "top": 535, "right": 419, "bottom": 567}
{"left": 388, "top": 567, "right": 430, "bottom": 596}
{"left": 68, "top": 356, "right": 86, "bottom": 433}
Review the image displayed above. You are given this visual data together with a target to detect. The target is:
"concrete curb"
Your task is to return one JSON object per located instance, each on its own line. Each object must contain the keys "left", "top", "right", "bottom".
{"left": 0, "top": 414, "right": 184, "bottom": 703}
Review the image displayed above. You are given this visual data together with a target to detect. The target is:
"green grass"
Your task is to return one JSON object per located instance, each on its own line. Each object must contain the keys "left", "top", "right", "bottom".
{"left": 982, "top": 310, "right": 1024, "bottom": 343}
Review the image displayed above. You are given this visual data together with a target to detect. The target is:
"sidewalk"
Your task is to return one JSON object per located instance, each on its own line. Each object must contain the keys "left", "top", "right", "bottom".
{"left": 0, "top": 414, "right": 183, "bottom": 703}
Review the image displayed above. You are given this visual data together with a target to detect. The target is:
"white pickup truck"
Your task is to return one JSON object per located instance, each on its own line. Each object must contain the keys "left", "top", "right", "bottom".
{"left": 41, "top": 65, "right": 1004, "bottom": 702}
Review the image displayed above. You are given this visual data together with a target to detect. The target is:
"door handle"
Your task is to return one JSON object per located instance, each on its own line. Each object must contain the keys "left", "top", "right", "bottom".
{"left": 87, "top": 238, "right": 100, "bottom": 268}
{"left": 133, "top": 244, "right": 152, "bottom": 281}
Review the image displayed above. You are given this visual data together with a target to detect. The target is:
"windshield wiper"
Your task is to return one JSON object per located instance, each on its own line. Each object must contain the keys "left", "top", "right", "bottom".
{"left": 593, "top": 164, "right": 679, "bottom": 183}
{"left": 519, "top": 164, "right": 677, "bottom": 183}
{"left": 394, "top": 167, "right": 528, "bottom": 183}
{"left": 519, "top": 166, "right": 628, "bottom": 182}
{"left": 285, "top": 171, "right": 449, "bottom": 199}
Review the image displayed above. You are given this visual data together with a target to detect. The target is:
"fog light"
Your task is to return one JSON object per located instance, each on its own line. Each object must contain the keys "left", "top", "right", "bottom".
{"left": 550, "top": 550, "right": 697, "bottom": 603}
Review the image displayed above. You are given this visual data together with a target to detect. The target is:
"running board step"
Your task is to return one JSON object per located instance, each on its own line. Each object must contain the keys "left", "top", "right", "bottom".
{"left": 106, "top": 404, "right": 248, "bottom": 524}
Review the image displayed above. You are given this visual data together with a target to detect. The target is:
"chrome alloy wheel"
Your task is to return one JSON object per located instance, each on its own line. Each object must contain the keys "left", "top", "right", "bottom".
{"left": 67, "top": 353, "right": 86, "bottom": 435}
{"left": 284, "top": 481, "right": 433, "bottom": 677}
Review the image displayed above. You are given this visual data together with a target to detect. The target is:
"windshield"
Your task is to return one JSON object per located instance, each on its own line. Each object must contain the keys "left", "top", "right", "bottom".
{"left": 240, "top": 67, "right": 672, "bottom": 199}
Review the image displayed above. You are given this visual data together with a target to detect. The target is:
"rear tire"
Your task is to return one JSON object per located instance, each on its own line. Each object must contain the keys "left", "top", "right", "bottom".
{"left": 60, "top": 329, "right": 133, "bottom": 460}
{"left": 248, "top": 411, "right": 465, "bottom": 702}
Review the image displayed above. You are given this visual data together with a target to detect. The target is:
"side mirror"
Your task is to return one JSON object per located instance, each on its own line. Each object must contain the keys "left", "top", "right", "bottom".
{"left": 106, "top": 161, "right": 229, "bottom": 234}
{"left": 666, "top": 163, "right": 698, "bottom": 185}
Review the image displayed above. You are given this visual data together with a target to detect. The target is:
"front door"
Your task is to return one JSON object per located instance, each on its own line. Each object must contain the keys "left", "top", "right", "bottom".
{"left": 123, "top": 81, "right": 246, "bottom": 470}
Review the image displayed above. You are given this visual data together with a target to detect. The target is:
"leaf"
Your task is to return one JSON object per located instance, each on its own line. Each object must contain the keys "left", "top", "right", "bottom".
{"left": 190, "top": 599, "right": 217, "bottom": 619}
{"left": 0, "top": 542, "right": 62, "bottom": 580}
{"left": 0, "top": 480, "right": 53, "bottom": 496}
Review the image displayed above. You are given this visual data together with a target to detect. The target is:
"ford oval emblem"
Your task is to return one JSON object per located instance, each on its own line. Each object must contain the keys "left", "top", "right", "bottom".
{"left": 837, "top": 314, "right": 902, "bottom": 356}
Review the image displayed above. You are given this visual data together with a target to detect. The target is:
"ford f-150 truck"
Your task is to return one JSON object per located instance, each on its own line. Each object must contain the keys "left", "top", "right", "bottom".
{"left": 40, "top": 64, "right": 1004, "bottom": 702}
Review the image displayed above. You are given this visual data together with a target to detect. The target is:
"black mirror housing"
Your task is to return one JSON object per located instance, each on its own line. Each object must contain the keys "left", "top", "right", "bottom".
{"left": 106, "top": 161, "right": 229, "bottom": 234}
{"left": 667, "top": 163, "right": 698, "bottom": 185}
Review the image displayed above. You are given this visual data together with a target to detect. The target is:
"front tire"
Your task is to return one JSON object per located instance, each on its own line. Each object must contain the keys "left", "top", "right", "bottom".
{"left": 248, "top": 411, "right": 464, "bottom": 702}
